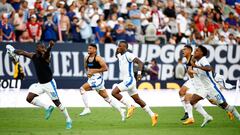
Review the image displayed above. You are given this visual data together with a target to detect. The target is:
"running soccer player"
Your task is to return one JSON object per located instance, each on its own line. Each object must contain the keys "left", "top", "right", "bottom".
{"left": 111, "top": 41, "right": 158, "bottom": 126}
{"left": 180, "top": 45, "right": 211, "bottom": 125}
{"left": 79, "top": 44, "right": 126, "bottom": 121}
{"left": 189, "top": 45, "right": 240, "bottom": 127}
{"left": 6, "top": 41, "right": 72, "bottom": 129}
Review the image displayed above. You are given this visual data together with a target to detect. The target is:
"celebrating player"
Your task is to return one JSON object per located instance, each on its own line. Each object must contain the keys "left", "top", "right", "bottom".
{"left": 6, "top": 41, "right": 72, "bottom": 129}
{"left": 189, "top": 45, "right": 240, "bottom": 127}
{"left": 111, "top": 41, "right": 158, "bottom": 126}
{"left": 79, "top": 44, "right": 126, "bottom": 121}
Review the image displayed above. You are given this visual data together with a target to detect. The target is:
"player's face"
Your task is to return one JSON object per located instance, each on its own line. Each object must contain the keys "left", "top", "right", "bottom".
{"left": 194, "top": 48, "right": 203, "bottom": 59}
{"left": 36, "top": 45, "right": 46, "bottom": 55}
{"left": 88, "top": 46, "right": 96, "bottom": 55}
{"left": 117, "top": 43, "right": 126, "bottom": 53}
{"left": 182, "top": 47, "right": 191, "bottom": 57}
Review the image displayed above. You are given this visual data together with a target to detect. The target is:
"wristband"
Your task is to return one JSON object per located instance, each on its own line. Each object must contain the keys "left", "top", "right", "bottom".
{"left": 137, "top": 71, "right": 142, "bottom": 75}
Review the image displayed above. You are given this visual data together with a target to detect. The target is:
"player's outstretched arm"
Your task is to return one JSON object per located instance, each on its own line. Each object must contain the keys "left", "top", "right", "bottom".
{"left": 14, "top": 49, "right": 34, "bottom": 59}
{"left": 133, "top": 57, "right": 144, "bottom": 81}
{"left": 43, "top": 40, "right": 54, "bottom": 62}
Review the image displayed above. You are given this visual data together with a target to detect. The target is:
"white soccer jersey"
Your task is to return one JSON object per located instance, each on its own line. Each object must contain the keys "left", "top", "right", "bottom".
{"left": 117, "top": 52, "right": 136, "bottom": 80}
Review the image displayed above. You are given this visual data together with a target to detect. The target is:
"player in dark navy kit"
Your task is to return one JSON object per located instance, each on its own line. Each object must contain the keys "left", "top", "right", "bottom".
{"left": 79, "top": 44, "right": 126, "bottom": 121}
{"left": 6, "top": 41, "right": 72, "bottom": 129}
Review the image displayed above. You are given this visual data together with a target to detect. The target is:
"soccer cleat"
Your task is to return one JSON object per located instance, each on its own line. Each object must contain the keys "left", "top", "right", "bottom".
{"left": 201, "top": 115, "right": 213, "bottom": 128}
{"left": 45, "top": 106, "right": 54, "bottom": 120}
{"left": 127, "top": 106, "right": 135, "bottom": 119}
{"left": 66, "top": 120, "right": 72, "bottom": 129}
{"left": 79, "top": 108, "right": 91, "bottom": 116}
{"left": 180, "top": 113, "right": 189, "bottom": 121}
{"left": 227, "top": 112, "right": 234, "bottom": 121}
{"left": 151, "top": 113, "right": 158, "bottom": 126}
{"left": 183, "top": 118, "right": 195, "bottom": 125}
{"left": 120, "top": 109, "right": 126, "bottom": 122}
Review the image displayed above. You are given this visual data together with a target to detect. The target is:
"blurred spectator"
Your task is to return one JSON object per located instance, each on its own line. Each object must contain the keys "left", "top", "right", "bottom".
{"left": 43, "top": 0, "right": 52, "bottom": 10}
{"left": 147, "top": 58, "right": 159, "bottom": 80}
{"left": 151, "top": 5, "right": 165, "bottom": 30}
{"left": 88, "top": 1, "right": 103, "bottom": 34}
{"left": 169, "top": 35, "right": 177, "bottom": 45}
{"left": 19, "top": 30, "right": 34, "bottom": 42}
{"left": 104, "top": 26, "right": 114, "bottom": 43}
{"left": 140, "top": 5, "right": 151, "bottom": 34}
{"left": 79, "top": 18, "right": 91, "bottom": 43}
{"left": 236, "top": 33, "right": 240, "bottom": 44}
{"left": 67, "top": 4, "right": 76, "bottom": 21}
{"left": 176, "top": 9, "right": 188, "bottom": 43}
{"left": 11, "top": 0, "right": 21, "bottom": 11}
{"left": 21, "top": 0, "right": 29, "bottom": 22}
{"left": 113, "top": 17, "right": 126, "bottom": 42}
{"left": 59, "top": 8, "right": 70, "bottom": 42}
{"left": 202, "top": 0, "right": 214, "bottom": 12}
{"left": 0, "top": 13, "right": 15, "bottom": 42}
{"left": 34, "top": 0, "right": 44, "bottom": 12}
{"left": 129, "top": 3, "right": 141, "bottom": 35}
{"left": 163, "top": 0, "right": 176, "bottom": 19}
{"left": 125, "top": 21, "right": 137, "bottom": 44}
{"left": 70, "top": 16, "right": 84, "bottom": 42}
{"left": 26, "top": 14, "right": 42, "bottom": 42}
{"left": 145, "top": 22, "right": 158, "bottom": 43}
{"left": 95, "top": 19, "right": 106, "bottom": 44}
{"left": 174, "top": 58, "right": 185, "bottom": 80}
{"left": 43, "top": 13, "right": 57, "bottom": 42}
{"left": 107, "top": 13, "right": 118, "bottom": 29}
{"left": 224, "top": 12, "right": 237, "bottom": 27}
{"left": 218, "top": 33, "right": 228, "bottom": 45}
{"left": 13, "top": 9, "right": 26, "bottom": 41}
{"left": 0, "top": 0, "right": 15, "bottom": 18}
{"left": 226, "top": 33, "right": 237, "bottom": 45}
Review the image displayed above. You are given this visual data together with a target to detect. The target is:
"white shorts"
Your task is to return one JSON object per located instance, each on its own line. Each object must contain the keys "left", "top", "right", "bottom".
{"left": 117, "top": 77, "right": 138, "bottom": 96}
{"left": 87, "top": 75, "right": 105, "bottom": 91}
{"left": 183, "top": 79, "right": 196, "bottom": 94}
{"left": 195, "top": 85, "right": 226, "bottom": 105}
{"left": 28, "top": 79, "right": 59, "bottom": 100}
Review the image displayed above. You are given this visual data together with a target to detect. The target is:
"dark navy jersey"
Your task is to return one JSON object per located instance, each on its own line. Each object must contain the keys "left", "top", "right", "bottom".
{"left": 32, "top": 54, "right": 52, "bottom": 84}
{"left": 86, "top": 55, "right": 101, "bottom": 69}
{"left": 186, "top": 55, "right": 193, "bottom": 69}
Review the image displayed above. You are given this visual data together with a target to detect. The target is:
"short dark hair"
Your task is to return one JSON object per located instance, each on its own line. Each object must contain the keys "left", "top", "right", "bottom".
{"left": 198, "top": 45, "right": 208, "bottom": 56}
{"left": 88, "top": 43, "right": 97, "bottom": 49}
{"left": 151, "top": 58, "right": 157, "bottom": 64}
{"left": 118, "top": 40, "right": 128, "bottom": 49}
{"left": 184, "top": 45, "right": 192, "bottom": 52}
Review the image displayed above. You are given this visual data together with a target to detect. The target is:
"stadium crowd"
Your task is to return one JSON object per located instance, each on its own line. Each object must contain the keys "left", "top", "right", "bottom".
{"left": 0, "top": 0, "right": 240, "bottom": 45}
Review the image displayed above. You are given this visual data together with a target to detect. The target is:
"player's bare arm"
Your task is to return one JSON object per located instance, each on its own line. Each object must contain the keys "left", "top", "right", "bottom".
{"left": 133, "top": 57, "right": 143, "bottom": 81}
{"left": 14, "top": 50, "right": 34, "bottom": 59}
{"left": 43, "top": 41, "right": 55, "bottom": 63}
{"left": 88, "top": 56, "right": 108, "bottom": 75}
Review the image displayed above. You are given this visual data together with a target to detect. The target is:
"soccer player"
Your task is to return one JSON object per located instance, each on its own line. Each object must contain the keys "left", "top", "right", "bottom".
{"left": 189, "top": 45, "right": 240, "bottom": 127}
{"left": 179, "top": 45, "right": 211, "bottom": 124}
{"left": 6, "top": 41, "right": 72, "bottom": 129}
{"left": 111, "top": 41, "right": 158, "bottom": 126}
{"left": 79, "top": 44, "right": 126, "bottom": 121}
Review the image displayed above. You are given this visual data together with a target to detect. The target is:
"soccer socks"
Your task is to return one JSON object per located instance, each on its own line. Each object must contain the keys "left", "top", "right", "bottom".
{"left": 180, "top": 96, "right": 188, "bottom": 113}
{"left": 193, "top": 103, "right": 209, "bottom": 118}
{"left": 143, "top": 105, "right": 155, "bottom": 117}
{"left": 31, "top": 98, "right": 50, "bottom": 110}
{"left": 120, "top": 96, "right": 132, "bottom": 108}
{"left": 185, "top": 102, "right": 193, "bottom": 118}
{"left": 58, "top": 104, "right": 71, "bottom": 122}
{"left": 225, "top": 105, "right": 240, "bottom": 120}
{"left": 80, "top": 87, "right": 89, "bottom": 109}
{"left": 104, "top": 97, "right": 122, "bottom": 112}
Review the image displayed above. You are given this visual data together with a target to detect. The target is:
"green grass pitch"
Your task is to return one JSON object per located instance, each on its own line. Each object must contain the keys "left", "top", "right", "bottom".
{"left": 0, "top": 107, "right": 239, "bottom": 135}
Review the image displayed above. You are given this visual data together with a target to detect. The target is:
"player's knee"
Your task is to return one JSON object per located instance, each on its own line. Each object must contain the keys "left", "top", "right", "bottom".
{"left": 80, "top": 87, "right": 86, "bottom": 95}
{"left": 219, "top": 102, "right": 228, "bottom": 109}
{"left": 53, "top": 99, "right": 61, "bottom": 107}
{"left": 179, "top": 88, "right": 186, "bottom": 96}
{"left": 26, "top": 96, "right": 33, "bottom": 103}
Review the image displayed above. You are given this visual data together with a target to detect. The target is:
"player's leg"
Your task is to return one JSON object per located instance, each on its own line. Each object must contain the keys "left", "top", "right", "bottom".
{"left": 98, "top": 89, "right": 126, "bottom": 121}
{"left": 79, "top": 83, "right": 91, "bottom": 116}
{"left": 52, "top": 99, "right": 72, "bottom": 129}
{"left": 183, "top": 93, "right": 194, "bottom": 123}
{"left": 179, "top": 86, "right": 189, "bottom": 120}
{"left": 45, "top": 79, "right": 72, "bottom": 129}
{"left": 130, "top": 92, "right": 158, "bottom": 126}
{"left": 111, "top": 83, "right": 133, "bottom": 108}
{"left": 219, "top": 102, "right": 240, "bottom": 121}
{"left": 190, "top": 94, "right": 213, "bottom": 127}
{"left": 27, "top": 83, "right": 53, "bottom": 119}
